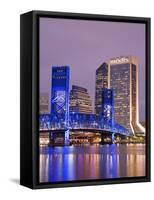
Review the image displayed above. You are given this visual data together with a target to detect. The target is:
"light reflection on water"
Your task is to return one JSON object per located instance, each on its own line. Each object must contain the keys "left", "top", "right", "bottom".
{"left": 39, "top": 144, "right": 145, "bottom": 183}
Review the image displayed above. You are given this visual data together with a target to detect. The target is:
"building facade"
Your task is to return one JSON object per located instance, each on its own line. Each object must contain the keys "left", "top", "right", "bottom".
{"left": 50, "top": 66, "right": 70, "bottom": 128}
{"left": 40, "top": 93, "right": 49, "bottom": 114}
{"left": 108, "top": 56, "right": 145, "bottom": 135}
{"left": 95, "top": 62, "right": 108, "bottom": 115}
{"left": 70, "top": 85, "right": 93, "bottom": 114}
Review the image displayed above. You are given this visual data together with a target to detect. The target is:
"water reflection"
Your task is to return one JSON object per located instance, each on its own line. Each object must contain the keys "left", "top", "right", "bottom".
{"left": 39, "top": 144, "right": 145, "bottom": 183}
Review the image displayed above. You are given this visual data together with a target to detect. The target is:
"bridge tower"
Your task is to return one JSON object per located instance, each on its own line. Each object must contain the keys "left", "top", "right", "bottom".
{"left": 102, "top": 88, "right": 114, "bottom": 129}
{"left": 50, "top": 66, "right": 70, "bottom": 145}
{"left": 100, "top": 89, "right": 115, "bottom": 144}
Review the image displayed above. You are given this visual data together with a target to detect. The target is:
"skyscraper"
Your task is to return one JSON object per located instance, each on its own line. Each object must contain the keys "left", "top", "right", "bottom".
{"left": 95, "top": 62, "right": 108, "bottom": 115}
{"left": 108, "top": 56, "right": 145, "bottom": 135}
{"left": 70, "top": 85, "right": 93, "bottom": 114}
{"left": 51, "top": 66, "right": 70, "bottom": 128}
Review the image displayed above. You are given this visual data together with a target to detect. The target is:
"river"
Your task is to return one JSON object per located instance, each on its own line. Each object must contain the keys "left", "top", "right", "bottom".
{"left": 39, "top": 144, "right": 145, "bottom": 183}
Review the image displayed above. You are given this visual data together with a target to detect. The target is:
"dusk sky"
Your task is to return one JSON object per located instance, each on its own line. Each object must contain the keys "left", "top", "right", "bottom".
{"left": 39, "top": 17, "right": 145, "bottom": 122}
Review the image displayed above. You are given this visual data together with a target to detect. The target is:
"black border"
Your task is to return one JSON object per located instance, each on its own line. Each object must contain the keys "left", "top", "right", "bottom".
{"left": 24, "top": 10, "right": 151, "bottom": 189}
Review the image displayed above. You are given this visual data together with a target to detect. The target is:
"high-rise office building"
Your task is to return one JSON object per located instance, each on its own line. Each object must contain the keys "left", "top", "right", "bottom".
{"left": 40, "top": 93, "right": 49, "bottom": 114}
{"left": 108, "top": 56, "right": 145, "bottom": 135}
{"left": 51, "top": 66, "right": 70, "bottom": 128}
{"left": 70, "top": 85, "right": 93, "bottom": 114}
{"left": 95, "top": 62, "right": 108, "bottom": 115}
{"left": 102, "top": 89, "right": 114, "bottom": 129}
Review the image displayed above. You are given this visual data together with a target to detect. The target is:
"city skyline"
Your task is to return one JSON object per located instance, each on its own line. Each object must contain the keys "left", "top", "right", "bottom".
{"left": 40, "top": 17, "right": 145, "bottom": 121}
{"left": 40, "top": 59, "right": 145, "bottom": 124}
{"left": 40, "top": 59, "right": 145, "bottom": 134}
{"left": 40, "top": 65, "right": 130, "bottom": 137}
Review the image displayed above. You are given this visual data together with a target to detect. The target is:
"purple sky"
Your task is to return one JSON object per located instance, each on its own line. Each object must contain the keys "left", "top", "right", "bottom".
{"left": 40, "top": 17, "right": 145, "bottom": 122}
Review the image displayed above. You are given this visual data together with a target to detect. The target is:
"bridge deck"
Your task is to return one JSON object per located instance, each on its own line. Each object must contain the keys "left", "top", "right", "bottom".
{"left": 39, "top": 128, "right": 128, "bottom": 136}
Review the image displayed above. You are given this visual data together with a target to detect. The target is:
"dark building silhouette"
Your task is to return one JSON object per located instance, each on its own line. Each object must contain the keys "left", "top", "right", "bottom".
{"left": 95, "top": 62, "right": 108, "bottom": 115}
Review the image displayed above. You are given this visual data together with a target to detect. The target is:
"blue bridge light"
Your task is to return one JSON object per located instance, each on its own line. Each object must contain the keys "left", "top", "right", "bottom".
{"left": 39, "top": 112, "right": 129, "bottom": 136}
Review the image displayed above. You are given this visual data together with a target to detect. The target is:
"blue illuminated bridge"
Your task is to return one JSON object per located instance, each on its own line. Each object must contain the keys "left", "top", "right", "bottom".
{"left": 39, "top": 112, "right": 129, "bottom": 145}
{"left": 39, "top": 113, "right": 129, "bottom": 135}
{"left": 39, "top": 66, "right": 130, "bottom": 145}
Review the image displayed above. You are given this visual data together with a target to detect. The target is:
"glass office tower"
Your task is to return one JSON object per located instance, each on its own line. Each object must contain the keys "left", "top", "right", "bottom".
{"left": 109, "top": 56, "right": 145, "bottom": 135}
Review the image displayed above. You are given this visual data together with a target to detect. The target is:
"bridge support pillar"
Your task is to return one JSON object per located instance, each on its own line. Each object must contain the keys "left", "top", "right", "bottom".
{"left": 64, "top": 130, "right": 70, "bottom": 146}
{"left": 112, "top": 133, "right": 115, "bottom": 143}
{"left": 49, "top": 131, "right": 56, "bottom": 145}
{"left": 100, "top": 135, "right": 105, "bottom": 144}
